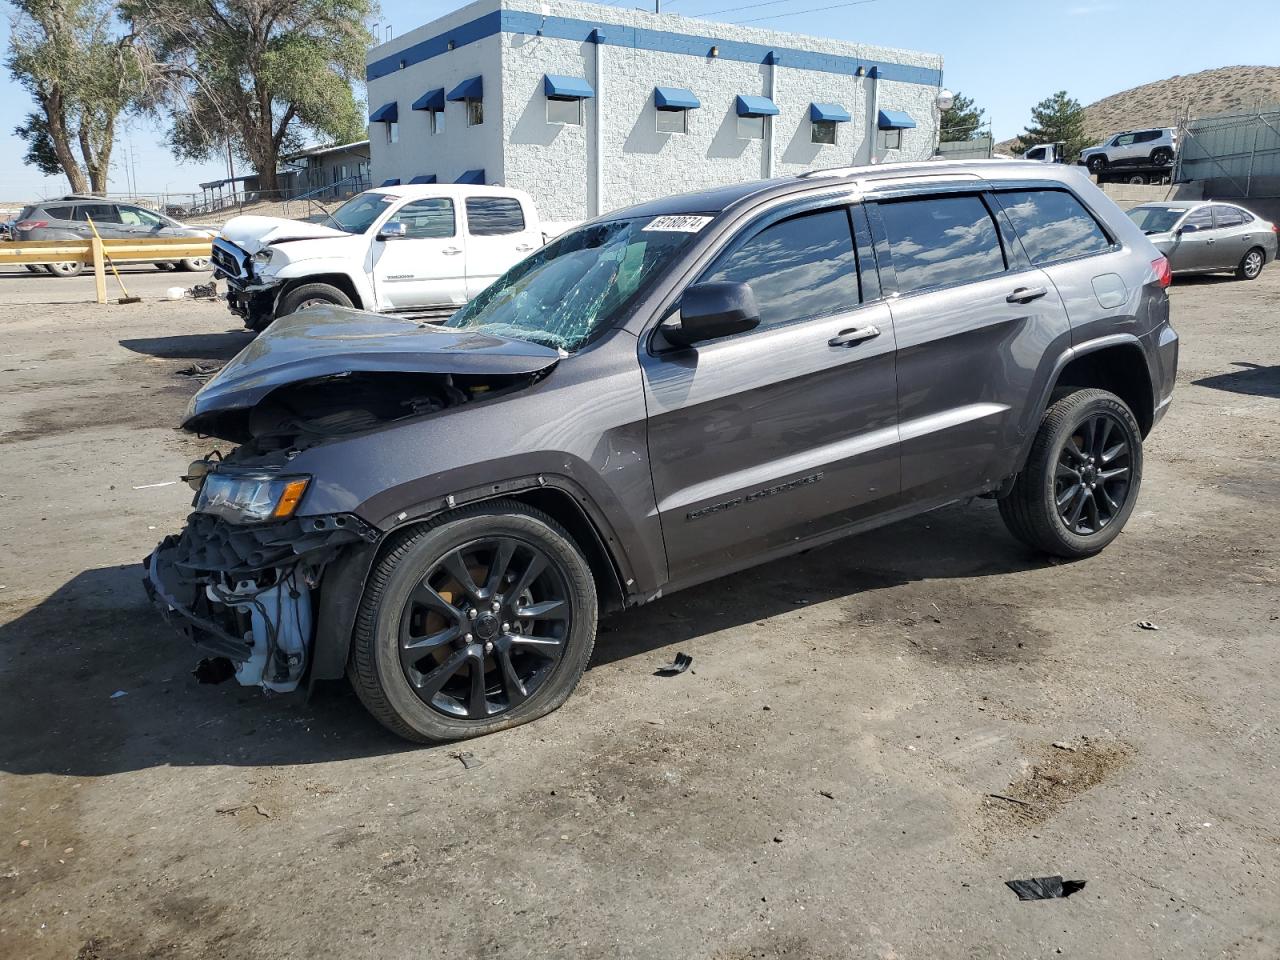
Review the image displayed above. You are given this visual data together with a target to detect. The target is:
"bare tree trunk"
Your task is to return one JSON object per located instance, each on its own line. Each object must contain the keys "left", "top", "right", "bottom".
{"left": 83, "top": 114, "right": 114, "bottom": 193}
{"left": 41, "top": 87, "right": 89, "bottom": 193}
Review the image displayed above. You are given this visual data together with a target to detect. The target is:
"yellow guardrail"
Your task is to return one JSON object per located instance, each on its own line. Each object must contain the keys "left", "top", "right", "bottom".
{"left": 0, "top": 236, "right": 213, "bottom": 304}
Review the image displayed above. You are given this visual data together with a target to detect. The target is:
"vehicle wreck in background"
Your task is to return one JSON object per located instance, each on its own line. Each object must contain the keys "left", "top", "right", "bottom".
{"left": 211, "top": 184, "right": 574, "bottom": 331}
{"left": 145, "top": 160, "right": 1177, "bottom": 743}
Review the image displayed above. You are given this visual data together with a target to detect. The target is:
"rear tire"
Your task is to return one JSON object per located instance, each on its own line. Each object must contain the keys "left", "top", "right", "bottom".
{"left": 178, "top": 257, "right": 210, "bottom": 272}
{"left": 47, "top": 261, "right": 84, "bottom": 278}
{"left": 1151, "top": 147, "right": 1173, "bottom": 166}
{"left": 348, "top": 501, "right": 598, "bottom": 743}
{"left": 1236, "top": 247, "right": 1265, "bottom": 280}
{"left": 275, "top": 281, "right": 352, "bottom": 317}
{"left": 999, "top": 389, "right": 1143, "bottom": 559}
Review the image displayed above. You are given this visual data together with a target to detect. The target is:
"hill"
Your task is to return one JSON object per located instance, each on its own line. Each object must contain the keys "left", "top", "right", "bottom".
{"left": 996, "top": 65, "right": 1280, "bottom": 152}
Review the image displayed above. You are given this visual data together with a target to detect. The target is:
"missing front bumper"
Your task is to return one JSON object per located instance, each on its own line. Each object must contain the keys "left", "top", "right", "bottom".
{"left": 143, "top": 512, "right": 375, "bottom": 692}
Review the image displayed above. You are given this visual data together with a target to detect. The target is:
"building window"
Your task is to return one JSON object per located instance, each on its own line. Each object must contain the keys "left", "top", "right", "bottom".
{"left": 656, "top": 109, "right": 687, "bottom": 135}
{"left": 547, "top": 97, "right": 582, "bottom": 126}
{"left": 386, "top": 121, "right": 399, "bottom": 144}
{"left": 430, "top": 110, "right": 445, "bottom": 135}
{"left": 466, "top": 99, "right": 483, "bottom": 126}
{"left": 811, "top": 120, "right": 838, "bottom": 145}
{"left": 738, "top": 114, "right": 765, "bottom": 141}
{"left": 879, "top": 128, "right": 902, "bottom": 151}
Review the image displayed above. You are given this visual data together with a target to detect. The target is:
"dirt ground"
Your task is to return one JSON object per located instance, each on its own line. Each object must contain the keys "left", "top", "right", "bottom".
{"left": 1, "top": 267, "right": 1277, "bottom": 960}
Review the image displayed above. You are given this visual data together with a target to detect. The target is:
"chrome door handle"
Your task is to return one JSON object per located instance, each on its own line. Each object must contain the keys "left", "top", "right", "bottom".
{"left": 1007, "top": 286, "right": 1048, "bottom": 304}
{"left": 1205, "top": 238, "right": 1216, "bottom": 244}
{"left": 442, "top": 247, "right": 462, "bottom": 255}
{"left": 828, "top": 325, "right": 880, "bottom": 348}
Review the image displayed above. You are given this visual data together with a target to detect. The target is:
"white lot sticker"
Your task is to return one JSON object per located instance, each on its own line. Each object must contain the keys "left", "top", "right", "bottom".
{"left": 643, "top": 215, "right": 713, "bottom": 233}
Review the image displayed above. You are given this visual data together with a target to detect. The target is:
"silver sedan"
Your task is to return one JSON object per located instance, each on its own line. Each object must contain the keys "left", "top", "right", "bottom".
{"left": 1126, "top": 201, "right": 1278, "bottom": 280}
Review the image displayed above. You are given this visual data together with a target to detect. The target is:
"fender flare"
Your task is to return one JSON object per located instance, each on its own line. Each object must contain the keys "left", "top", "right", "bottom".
{"left": 1011, "top": 333, "right": 1153, "bottom": 471}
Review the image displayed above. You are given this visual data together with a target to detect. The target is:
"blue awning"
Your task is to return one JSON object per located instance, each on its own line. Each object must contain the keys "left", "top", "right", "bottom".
{"left": 369, "top": 102, "right": 398, "bottom": 123}
{"left": 409, "top": 174, "right": 437, "bottom": 184}
{"left": 447, "top": 76, "right": 483, "bottom": 101}
{"left": 655, "top": 86, "right": 700, "bottom": 111}
{"left": 810, "top": 102, "right": 851, "bottom": 123}
{"left": 378, "top": 178, "right": 400, "bottom": 187}
{"left": 412, "top": 88, "right": 445, "bottom": 111}
{"left": 455, "top": 169, "right": 486, "bottom": 185}
{"left": 878, "top": 109, "right": 917, "bottom": 130}
{"left": 544, "top": 74, "right": 594, "bottom": 100}
{"left": 736, "top": 95, "right": 779, "bottom": 117}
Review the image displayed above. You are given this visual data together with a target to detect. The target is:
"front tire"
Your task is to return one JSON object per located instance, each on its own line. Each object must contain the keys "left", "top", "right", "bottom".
{"left": 275, "top": 281, "right": 353, "bottom": 317}
{"left": 1236, "top": 247, "right": 1265, "bottom": 280}
{"left": 1086, "top": 155, "right": 1107, "bottom": 174}
{"left": 348, "top": 501, "right": 598, "bottom": 743}
{"left": 178, "top": 257, "right": 210, "bottom": 272}
{"left": 47, "top": 261, "right": 84, "bottom": 278}
{"left": 999, "top": 389, "right": 1143, "bottom": 559}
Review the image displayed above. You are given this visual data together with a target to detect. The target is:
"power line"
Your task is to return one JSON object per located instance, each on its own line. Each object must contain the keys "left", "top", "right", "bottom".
{"left": 686, "top": 0, "right": 798, "bottom": 17}
{"left": 732, "top": 0, "right": 878, "bottom": 25}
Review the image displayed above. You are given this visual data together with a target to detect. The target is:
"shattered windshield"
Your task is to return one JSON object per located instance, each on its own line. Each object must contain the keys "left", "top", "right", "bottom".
{"left": 445, "top": 215, "right": 709, "bottom": 352}
{"left": 1126, "top": 206, "right": 1186, "bottom": 235}
{"left": 325, "top": 192, "right": 396, "bottom": 234}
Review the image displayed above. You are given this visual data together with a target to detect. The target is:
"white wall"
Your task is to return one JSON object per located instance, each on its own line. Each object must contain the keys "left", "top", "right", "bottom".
{"left": 366, "top": 0, "right": 944, "bottom": 218}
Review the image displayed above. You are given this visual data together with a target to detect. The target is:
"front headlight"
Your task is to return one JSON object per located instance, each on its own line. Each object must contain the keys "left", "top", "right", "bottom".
{"left": 196, "top": 473, "right": 310, "bottom": 523}
{"left": 252, "top": 248, "right": 275, "bottom": 270}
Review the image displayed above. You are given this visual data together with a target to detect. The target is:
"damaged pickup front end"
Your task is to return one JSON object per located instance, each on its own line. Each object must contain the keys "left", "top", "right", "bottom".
{"left": 143, "top": 306, "right": 561, "bottom": 694}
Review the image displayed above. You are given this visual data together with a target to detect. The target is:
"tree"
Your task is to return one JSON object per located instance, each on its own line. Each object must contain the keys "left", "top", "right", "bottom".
{"left": 7, "top": 0, "right": 141, "bottom": 193}
{"left": 939, "top": 91, "right": 986, "bottom": 142}
{"left": 1017, "top": 91, "right": 1089, "bottom": 161}
{"left": 127, "top": 0, "right": 372, "bottom": 193}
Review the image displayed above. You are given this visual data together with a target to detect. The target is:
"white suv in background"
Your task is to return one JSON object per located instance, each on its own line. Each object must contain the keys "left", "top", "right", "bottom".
{"left": 1080, "top": 128, "right": 1177, "bottom": 174}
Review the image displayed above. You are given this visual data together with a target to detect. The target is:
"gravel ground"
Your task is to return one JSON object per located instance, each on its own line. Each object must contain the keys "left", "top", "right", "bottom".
{"left": 0, "top": 269, "right": 1277, "bottom": 960}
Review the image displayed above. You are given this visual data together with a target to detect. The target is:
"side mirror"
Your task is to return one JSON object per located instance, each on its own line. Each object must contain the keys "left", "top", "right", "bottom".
{"left": 662, "top": 281, "right": 761, "bottom": 347}
{"left": 377, "top": 221, "right": 407, "bottom": 241}
{"left": 1178, "top": 223, "right": 1199, "bottom": 234}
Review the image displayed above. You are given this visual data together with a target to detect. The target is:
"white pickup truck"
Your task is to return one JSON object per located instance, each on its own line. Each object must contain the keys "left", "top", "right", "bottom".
{"left": 211, "top": 185, "right": 573, "bottom": 332}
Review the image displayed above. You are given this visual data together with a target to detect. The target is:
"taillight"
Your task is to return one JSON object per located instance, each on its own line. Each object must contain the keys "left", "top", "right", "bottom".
{"left": 15, "top": 220, "right": 47, "bottom": 230}
{"left": 1271, "top": 223, "right": 1278, "bottom": 234}
{"left": 1152, "top": 256, "right": 1172, "bottom": 289}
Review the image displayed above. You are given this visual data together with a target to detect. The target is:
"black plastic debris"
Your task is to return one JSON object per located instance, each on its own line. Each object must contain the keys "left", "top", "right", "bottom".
{"left": 449, "top": 751, "right": 480, "bottom": 770}
{"left": 176, "top": 361, "right": 224, "bottom": 381}
{"left": 654, "top": 652, "right": 693, "bottom": 676}
{"left": 193, "top": 657, "right": 236, "bottom": 684}
{"left": 1136, "top": 620, "right": 1160, "bottom": 631}
{"left": 1005, "top": 876, "right": 1087, "bottom": 901}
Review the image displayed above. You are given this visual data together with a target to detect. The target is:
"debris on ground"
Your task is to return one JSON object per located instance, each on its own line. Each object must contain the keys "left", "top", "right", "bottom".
{"left": 653, "top": 652, "right": 693, "bottom": 676}
{"left": 818, "top": 790, "right": 835, "bottom": 800}
{"left": 215, "top": 802, "right": 273, "bottom": 819}
{"left": 109, "top": 690, "right": 127, "bottom": 699}
{"left": 449, "top": 751, "right": 480, "bottom": 770}
{"left": 1136, "top": 620, "right": 1160, "bottom": 631}
{"left": 1005, "top": 876, "right": 1087, "bottom": 901}
{"left": 1051, "top": 741, "right": 1078, "bottom": 752}
{"left": 176, "top": 361, "right": 224, "bottom": 380}
{"left": 189, "top": 281, "right": 218, "bottom": 300}
{"left": 986, "top": 793, "right": 1034, "bottom": 808}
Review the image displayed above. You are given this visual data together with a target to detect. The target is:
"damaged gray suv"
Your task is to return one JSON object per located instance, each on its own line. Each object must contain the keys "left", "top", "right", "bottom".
{"left": 145, "top": 161, "right": 1179, "bottom": 743}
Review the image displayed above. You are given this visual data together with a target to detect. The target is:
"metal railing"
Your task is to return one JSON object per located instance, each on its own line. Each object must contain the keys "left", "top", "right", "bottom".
{"left": 0, "top": 236, "right": 213, "bottom": 303}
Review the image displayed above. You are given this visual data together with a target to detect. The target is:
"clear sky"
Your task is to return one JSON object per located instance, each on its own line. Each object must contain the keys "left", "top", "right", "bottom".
{"left": 1, "top": 0, "right": 1276, "bottom": 200}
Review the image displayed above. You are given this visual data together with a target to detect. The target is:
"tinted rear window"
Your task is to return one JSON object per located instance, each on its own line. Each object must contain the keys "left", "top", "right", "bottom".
{"left": 877, "top": 195, "right": 1005, "bottom": 294}
{"left": 997, "top": 189, "right": 1111, "bottom": 265}
{"left": 1212, "top": 205, "right": 1247, "bottom": 228}
{"left": 466, "top": 197, "right": 526, "bottom": 236}
{"left": 42, "top": 205, "right": 74, "bottom": 220}
{"left": 702, "top": 207, "right": 860, "bottom": 330}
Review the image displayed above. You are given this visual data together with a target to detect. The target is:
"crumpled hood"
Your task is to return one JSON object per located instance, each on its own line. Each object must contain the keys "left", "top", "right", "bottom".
{"left": 217, "top": 215, "right": 348, "bottom": 254}
{"left": 184, "top": 306, "right": 561, "bottom": 430}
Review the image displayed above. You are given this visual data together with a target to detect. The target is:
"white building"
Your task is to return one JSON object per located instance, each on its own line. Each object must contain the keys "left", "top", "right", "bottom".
{"left": 365, "top": 0, "right": 944, "bottom": 221}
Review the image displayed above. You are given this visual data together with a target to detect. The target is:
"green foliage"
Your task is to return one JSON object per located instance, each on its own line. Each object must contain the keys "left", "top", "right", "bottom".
{"left": 127, "top": 0, "right": 374, "bottom": 191}
{"left": 1017, "top": 91, "right": 1089, "bottom": 162}
{"left": 939, "top": 91, "right": 986, "bottom": 142}
{"left": 13, "top": 112, "right": 63, "bottom": 175}
{"left": 6, "top": 0, "right": 142, "bottom": 192}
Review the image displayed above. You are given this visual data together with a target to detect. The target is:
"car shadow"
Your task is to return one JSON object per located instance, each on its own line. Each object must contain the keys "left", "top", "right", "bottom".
{"left": 0, "top": 502, "right": 1049, "bottom": 777}
{"left": 119, "top": 331, "right": 253, "bottom": 362}
{"left": 1172, "top": 274, "right": 1238, "bottom": 286}
{"left": 1192, "top": 361, "right": 1280, "bottom": 398}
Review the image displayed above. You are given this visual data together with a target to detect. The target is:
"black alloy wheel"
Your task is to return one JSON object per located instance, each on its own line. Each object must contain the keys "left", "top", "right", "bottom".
{"left": 999, "top": 388, "right": 1143, "bottom": 558}
{"left": 398, "top": 537, "right": 571, "bottom": 719}
{"left": 1054, "top": 412, "right": 1132, "bottom": 536}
